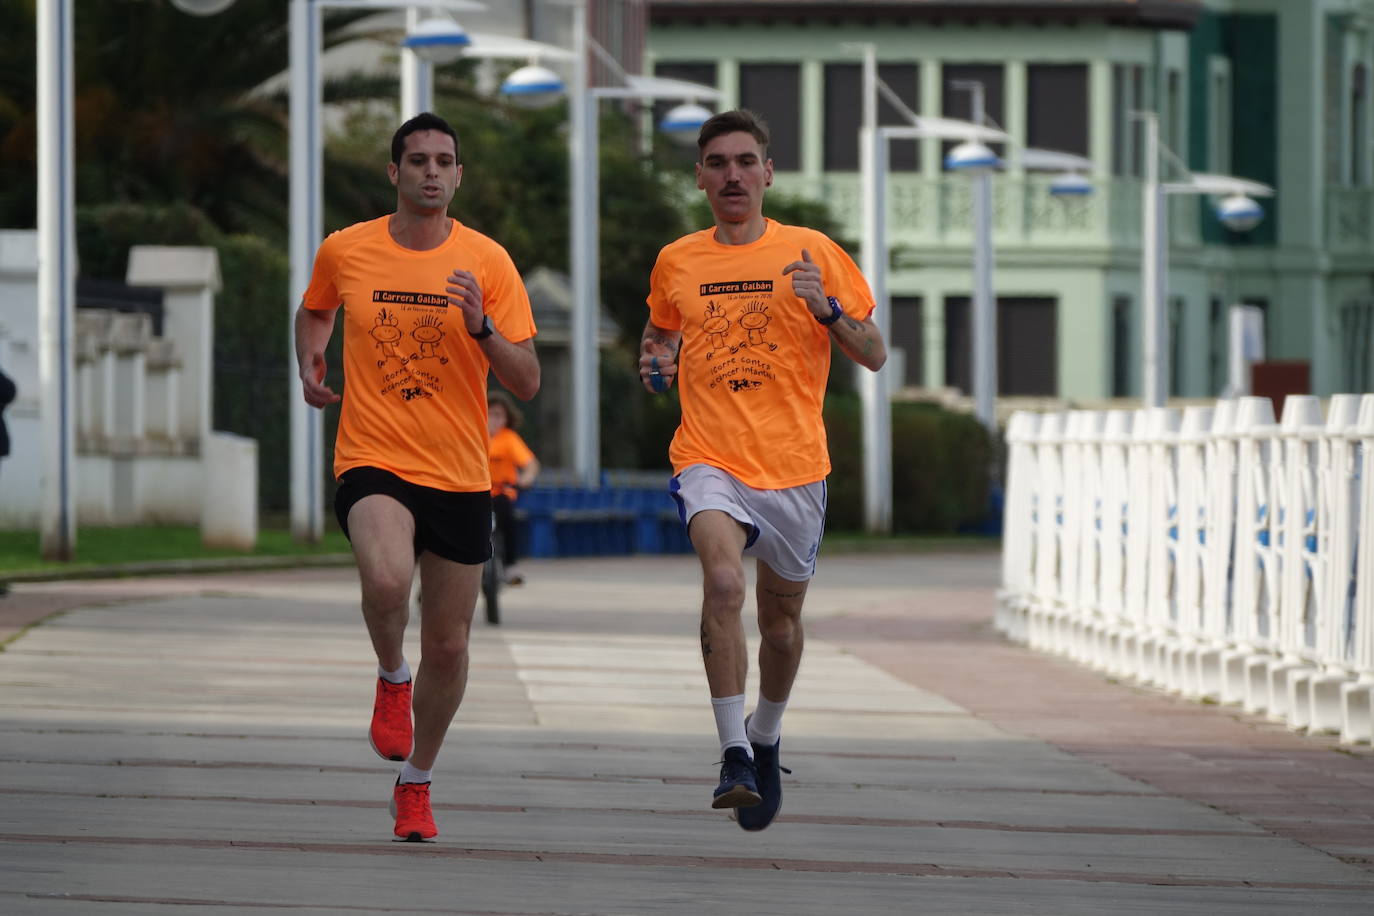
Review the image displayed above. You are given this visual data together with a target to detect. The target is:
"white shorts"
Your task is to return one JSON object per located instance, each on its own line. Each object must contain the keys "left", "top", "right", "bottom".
{"left": 669, "top": 463, "right": 827, "bottom": 582}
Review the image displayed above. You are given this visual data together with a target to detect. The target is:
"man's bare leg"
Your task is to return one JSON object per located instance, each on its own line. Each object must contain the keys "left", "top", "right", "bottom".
{"left": 347, "top": 496, "right": 418, "bottom": 671}
{"left": 410, "top": 552, "right": 481, "bottom": 771}
{"left": 754, "top": 560, "right": 808, "bottom": 709}
{"left": 688, "top": 510, "right": 751, "bottom": 697}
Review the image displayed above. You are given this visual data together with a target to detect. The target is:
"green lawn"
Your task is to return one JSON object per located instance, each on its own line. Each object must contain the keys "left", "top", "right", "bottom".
{"left": 0, "top": 526, "right": 352, "bottom": 578}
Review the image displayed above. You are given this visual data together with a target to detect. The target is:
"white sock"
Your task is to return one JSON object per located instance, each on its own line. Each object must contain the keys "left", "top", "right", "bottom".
{"left": 747, "top": 694, "right": 788, "bottom": 745}
{"left": 711, "top": 694, "right": 751, "bottom": 757}
{"left": 398, "top": 762, "right": 431, "bottom": 784}
{"left": 379, "top": 659, "right": 411, "bottom": 684}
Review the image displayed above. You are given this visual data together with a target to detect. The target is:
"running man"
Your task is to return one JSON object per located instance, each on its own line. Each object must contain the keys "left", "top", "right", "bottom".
{"left": 295, "top": 112, "right": 539, "bottom": 841}
{"left": 640, "top": 109, "right": 886, "bottom": 831}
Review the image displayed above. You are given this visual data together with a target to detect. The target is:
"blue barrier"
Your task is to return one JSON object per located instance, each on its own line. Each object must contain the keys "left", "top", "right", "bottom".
{"left": 512, "top": 470, "right": 691, "bottom": 558}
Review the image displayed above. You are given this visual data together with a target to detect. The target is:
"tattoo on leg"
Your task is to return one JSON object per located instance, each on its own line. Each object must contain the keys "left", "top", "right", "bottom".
{"left": 764, "top": 586, "right": 805, "bottom": 599}
{"left": 700, "top": 622, "right": 712, "bottom": 657}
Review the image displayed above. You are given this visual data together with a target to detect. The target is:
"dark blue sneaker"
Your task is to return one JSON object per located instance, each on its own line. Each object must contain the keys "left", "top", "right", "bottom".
{"left": 711, "top": 746, "right": 761, "bottom": 809}
{"left": 738, "top": 731, "right": 789, "bottom": 831}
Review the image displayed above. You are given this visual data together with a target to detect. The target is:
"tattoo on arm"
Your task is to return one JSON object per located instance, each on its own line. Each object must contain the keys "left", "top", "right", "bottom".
{"left": 843, "top": 316, "right": 863, "bottom": 333}
{"left": 700, "top": 622, "right": 712, "bottom": 657}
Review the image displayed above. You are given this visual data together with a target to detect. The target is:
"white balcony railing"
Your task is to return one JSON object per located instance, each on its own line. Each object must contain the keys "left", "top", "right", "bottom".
{"left": 778, "top": 173, "right": 1205, "bottom": 255}
{"left": 998, "top": 395, "right": 1374, "bottom": 746}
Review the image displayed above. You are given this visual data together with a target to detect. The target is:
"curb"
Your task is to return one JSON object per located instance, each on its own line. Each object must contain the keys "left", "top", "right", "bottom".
{"left": 1, "top": 553, "right": 357, "bottom": 585}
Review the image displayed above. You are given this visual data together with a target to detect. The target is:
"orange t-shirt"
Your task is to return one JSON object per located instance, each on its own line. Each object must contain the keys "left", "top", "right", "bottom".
{"left": 303, "top": 216, "right": 536, "bottom": 492}
{"left": 489, "top": 427, "right": 535, "bottom": 499}
{"left": 646, "top": 219, "right": 875, "bottom": 489}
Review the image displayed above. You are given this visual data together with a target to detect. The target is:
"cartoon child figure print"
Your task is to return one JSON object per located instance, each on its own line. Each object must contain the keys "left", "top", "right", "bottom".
{"left": 702, "top": 301, "right": 730, "bottom": 357}
{"left": 410, "top": 313, "right": 449, "bottom": 365}
{"left": 738, "top": 300, "right": 777, "bottom": 351}
{"left": 370, "top": 308, "right": 406, "bottom": 368}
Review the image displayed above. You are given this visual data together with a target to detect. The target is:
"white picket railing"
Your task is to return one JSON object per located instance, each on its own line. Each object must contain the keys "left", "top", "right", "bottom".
{"left": 997, "top": 395, "right": 1374, "bottom": 745}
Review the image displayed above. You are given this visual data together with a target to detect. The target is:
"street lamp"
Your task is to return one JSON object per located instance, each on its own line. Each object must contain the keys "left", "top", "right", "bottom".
{"left": 1136, "top": 111, "right": 1274, "bottom": 407}
{"left": 498, "top": 1, "right": 719, "bottom": 486}
{"left": 854, "top": 44, "right": 1093, "bottom": 532}
{"left": 37, "top": 0, "right": 248, "bottom": 560}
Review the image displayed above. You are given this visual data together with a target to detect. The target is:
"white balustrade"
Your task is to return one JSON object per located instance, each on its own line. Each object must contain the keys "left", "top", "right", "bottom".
{"left": 997, "top": 394, "right": 1374, "bottom": 745}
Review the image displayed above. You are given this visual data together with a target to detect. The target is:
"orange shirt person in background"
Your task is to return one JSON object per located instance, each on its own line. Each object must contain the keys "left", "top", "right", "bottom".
{"left": 487, "top": 390, "right": 539, "bottom": 585}
{"left": 639, "top": 109, "right": 886, "bottom": 833}
{"left": 294, "top": 112, "right": 539, "bottom": 843}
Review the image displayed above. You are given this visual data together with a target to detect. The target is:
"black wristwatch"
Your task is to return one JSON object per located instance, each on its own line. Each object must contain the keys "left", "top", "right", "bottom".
{"left": 468, "top": 315, "right": 494, "bottom": 340}
{"left": 817, "top": 296, "right": 844, "bottom": 326}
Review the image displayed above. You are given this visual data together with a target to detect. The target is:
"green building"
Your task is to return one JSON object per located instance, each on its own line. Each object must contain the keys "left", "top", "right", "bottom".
{"left": 646, "top": 0, "right": 1374, "bottom": 403}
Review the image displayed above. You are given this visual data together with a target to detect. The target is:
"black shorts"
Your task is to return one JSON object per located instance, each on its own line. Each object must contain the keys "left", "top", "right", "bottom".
{"left": 334, "top": 466, "right": 492, "bottom": 565}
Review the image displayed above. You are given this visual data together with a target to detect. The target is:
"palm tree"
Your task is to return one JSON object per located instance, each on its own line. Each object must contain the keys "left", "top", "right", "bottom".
{"left": 0, "top": 0, "right": 405, "bottom": 241}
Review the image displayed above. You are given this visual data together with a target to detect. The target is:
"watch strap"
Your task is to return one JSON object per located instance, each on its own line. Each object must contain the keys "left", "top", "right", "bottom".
{"left": 817, "top": 296, "right": 844, "bottom": 326}
{"left": 469, "top": 315, "right": 494, "bottom": 340}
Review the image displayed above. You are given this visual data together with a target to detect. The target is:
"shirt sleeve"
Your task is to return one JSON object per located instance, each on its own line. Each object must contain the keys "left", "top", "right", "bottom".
{"left": 510, "top": 431, "right": 535, "bottom": 467}
{"left": 818, "top": 233, "right": 876, "bottom": 323}
{"left": 484, "top": 244, "right": 538, "bottom": 343}
{"left": 301, "top": 233, "right": 341, "bottom": 311}
{"left": 646, "top": 249, "right": 683, "bottom": 332}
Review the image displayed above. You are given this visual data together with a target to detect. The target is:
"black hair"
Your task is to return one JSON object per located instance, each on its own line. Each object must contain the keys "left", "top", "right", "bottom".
{"left": 391, "top": 112, "right": 460, "bottom": 164}
{"left": 697, "top": 109, "right": 770, "bottom": 159}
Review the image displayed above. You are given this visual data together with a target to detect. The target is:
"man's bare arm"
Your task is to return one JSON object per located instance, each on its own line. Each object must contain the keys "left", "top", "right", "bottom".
{"left": 481, "top": 336, "right": 540, "bottom": 401}
{"left": 294, "top": 305, "right": 342, "bottom": 407}
{"left": 828, "top": 311, "right": 887, "bottom": 372}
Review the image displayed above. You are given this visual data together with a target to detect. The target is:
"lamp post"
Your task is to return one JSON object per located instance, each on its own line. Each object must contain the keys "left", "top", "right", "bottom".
{"left": 37, "top": 0, "right": 245, "bottom": 560}
{"left": 855, "top": 45, "right": 1094, "bottom": 531}
{"left": 854, "top": 45, "right": 1007, "bottom": 532}
{"left": 1136, "top": 111, "right": 1274, "bottom": 407}
{"left": 36, "top": 0, "right": 75, "bottom": 561}
{"left": 500, "top": 2, "right": 718, "bottom": 485}
{"left": 287, "top": 0, "right": 483, "bottom": 542}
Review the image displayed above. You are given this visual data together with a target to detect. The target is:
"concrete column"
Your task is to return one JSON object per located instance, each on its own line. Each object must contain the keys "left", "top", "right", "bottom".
{"left": 126, "top": 247, "right": 221, "bottom": 451}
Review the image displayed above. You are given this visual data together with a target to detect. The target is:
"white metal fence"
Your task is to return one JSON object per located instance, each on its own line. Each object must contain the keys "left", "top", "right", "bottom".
{"left": 997, "top": 395, "right": 1374, "bottom": 745}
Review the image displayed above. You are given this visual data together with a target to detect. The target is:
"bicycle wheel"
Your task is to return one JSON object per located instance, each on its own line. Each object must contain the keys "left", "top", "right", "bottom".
{"left": 483, "top": 524, "right": 503, "bottom": 625}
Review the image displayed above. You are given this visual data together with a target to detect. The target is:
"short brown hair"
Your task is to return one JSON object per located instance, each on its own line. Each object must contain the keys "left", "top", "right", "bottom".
{"left": 697, "top": 109, "right": 770, "bottom": 159}
{"left": 487, "top": 389, "right": 523, "bottom": 430}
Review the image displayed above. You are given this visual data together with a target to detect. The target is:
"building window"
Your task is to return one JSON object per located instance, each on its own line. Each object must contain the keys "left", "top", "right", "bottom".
{"left": 1112, "top": 295, "right": 1132, "bottom": 397}
{"left": 1026, "top": 63, "right": 1088, "bottom": 157}
{"left": 1209, "top": 57, "right": 1232, "bottom": 174}
{"left": 943, "top": 295, "right": 1057, "bottom": 396}
{"left": 1209, "top": 296, "right": 1226, "bottom": 395}
{"left": 739, "top": 63, "right": 801, "bottom": 171}
{"left": 1351, "top": 63, "right": 1368, "bottom": 185}
{"left": 942, "top": 63, "right": 1005, "bottom": 163}
{"left": 1111, "top": 64, "right": 1146, "bottom": 176}
{"left": 1168, "top": 295, "right": 1185, "bottom": 396}
{"left": 1166, "top": 69, "right": 1183, "bottom": 153}
{"left": 890, "top": 296, "right": 924, "bottom": 387}
{"left": 822, "top": 63, "right": 920, "bottom": 172}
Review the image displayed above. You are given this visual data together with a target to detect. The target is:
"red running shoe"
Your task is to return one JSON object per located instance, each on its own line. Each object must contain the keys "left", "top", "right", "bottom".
{"left": 369, "top": 677, "right": 413, "bottom": 761}
{"left": 390, "top": 780, "right": 438, "bottom": 841}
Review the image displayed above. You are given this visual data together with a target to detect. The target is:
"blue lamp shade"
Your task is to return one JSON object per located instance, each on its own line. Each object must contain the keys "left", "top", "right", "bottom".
{"left": 170, "top": 0, "right": 237, "bottom": 13}
{"left": 945, "top": 140, "right": 1000, "bottom": 174}
{"left": 1215, "top": 194, "right": 1264, "bottom": 232}
{"left": 1048, "top": 172, "right": 1093, "bottom": 197}
{"left": 500, "top": 65, "right": 566, "bottom": 108}
{"left": 659, "top": 102, "right": 714, "bottom": 145}
{"left": 403, "top": 17, "right": 471, "bottom": 66}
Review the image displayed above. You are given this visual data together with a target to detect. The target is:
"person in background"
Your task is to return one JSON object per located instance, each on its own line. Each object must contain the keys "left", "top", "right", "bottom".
{"left": 487, "top": 390, "right": 539, "bottom": 585}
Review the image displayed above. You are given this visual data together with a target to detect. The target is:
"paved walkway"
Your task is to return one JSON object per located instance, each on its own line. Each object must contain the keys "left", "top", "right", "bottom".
{"left": 1, "top": 552, "right": 1372, "bottom": 914}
